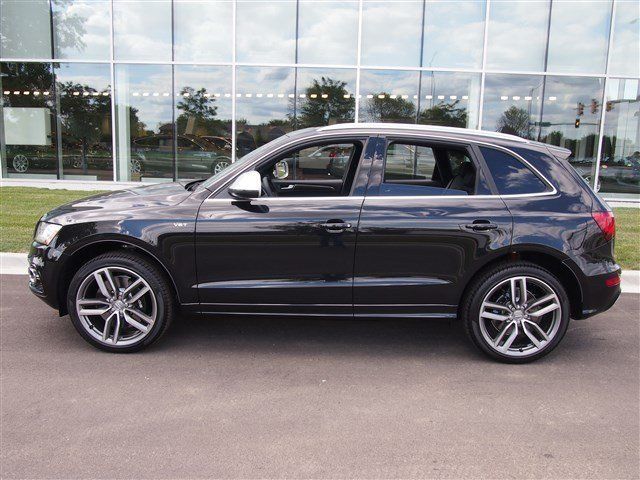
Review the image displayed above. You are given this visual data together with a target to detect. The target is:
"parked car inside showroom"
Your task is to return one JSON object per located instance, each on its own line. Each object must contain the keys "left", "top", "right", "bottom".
{"left": 131, "top": 134, "right": 232, "bottom": 178}
{"left": 28, "top": 124, "right": 621, "bottom": 363}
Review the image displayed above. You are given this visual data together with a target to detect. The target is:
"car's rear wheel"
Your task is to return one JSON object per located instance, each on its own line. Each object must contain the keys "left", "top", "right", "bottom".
{"left": 211, "top": 158, "right": 231, "bottom": 175}
{"left": 13, "top": 154, "right": 29, "bottom": 173}
{"left": 67, "top": 252, "right": 174, "bottom": 352}
{"left": 462, "top": 262, "right": 570, "bottom": 363}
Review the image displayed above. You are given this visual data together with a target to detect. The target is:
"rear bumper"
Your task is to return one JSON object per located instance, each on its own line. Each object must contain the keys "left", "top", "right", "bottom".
{"left": 564, "top": 258, "right": 622, "bottom": 319}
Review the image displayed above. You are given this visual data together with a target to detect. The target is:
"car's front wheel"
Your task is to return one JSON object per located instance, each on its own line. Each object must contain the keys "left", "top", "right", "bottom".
{"left": 462, "top": 262, "right": 570, "bottom": 363}
{"left": 67, "top": 252, "right": 174, "bottom": 352}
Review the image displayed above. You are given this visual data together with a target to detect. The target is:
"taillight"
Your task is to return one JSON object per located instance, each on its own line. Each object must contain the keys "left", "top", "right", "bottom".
{"left": 592, "top": 210, "right": 615, "bottom": 241}
{"left": 605, "top": 274, "right": 620, "bottom": 287}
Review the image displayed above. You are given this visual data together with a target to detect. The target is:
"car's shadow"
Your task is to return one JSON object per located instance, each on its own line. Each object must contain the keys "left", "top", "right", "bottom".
{"left": 153, "top": 313, "right": 478, "bottom": 360}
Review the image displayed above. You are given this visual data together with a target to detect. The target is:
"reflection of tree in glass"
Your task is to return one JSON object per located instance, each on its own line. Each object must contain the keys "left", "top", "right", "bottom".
{"left": 0, "top": 0, "right": 87, "bottom": 54}
{"left": 176, "top": 86, "right": 228, "bottom": 136}
{"left": 419, "top": 101, "right": 467, "bottom": 128}
{"left": 52, "top": 0, "right": 87, "bottom": 53}
{"left": 295, "top": 77, "right": 355, "bottom": 127}
{"left": 496, "top": 106, "right": 533, "bottom": 139}
{"left": 58, "top": 81, "right": 111, "bottom": 170}
{"left": 365, "top": 94, "right": 416, "bottom": 123}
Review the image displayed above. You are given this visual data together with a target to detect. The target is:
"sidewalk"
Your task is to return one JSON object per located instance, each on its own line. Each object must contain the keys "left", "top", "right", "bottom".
{"left": 2, "top": 252, "right": 638, "bottom": 294}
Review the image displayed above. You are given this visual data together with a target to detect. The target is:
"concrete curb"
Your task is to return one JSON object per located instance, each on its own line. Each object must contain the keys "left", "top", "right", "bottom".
{"left": 2, "top": 252, "right": 638, "bottom": 294}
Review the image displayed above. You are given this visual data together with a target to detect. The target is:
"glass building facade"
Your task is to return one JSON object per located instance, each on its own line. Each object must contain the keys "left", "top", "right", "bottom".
{"left": 0, "top": 0, "right": 638, "bottom": 197}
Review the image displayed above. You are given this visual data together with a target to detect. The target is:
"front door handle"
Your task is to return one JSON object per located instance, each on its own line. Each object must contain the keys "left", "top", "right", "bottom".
{"left": 319, "top": 221, "right": 352, "bottom": 233}
{"left": 464, "top": 221, "right": 498, "bottom": 231}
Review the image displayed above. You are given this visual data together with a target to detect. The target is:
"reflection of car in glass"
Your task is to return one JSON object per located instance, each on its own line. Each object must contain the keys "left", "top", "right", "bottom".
{"left": 598, "top": 153, "right": 640, "bottom": 193}
{"left": 6, "top": 142, "right": 112, "bottom": 175}
{"left": 30, "top": 124, "right": 620, "bottom": 363}
{"left": 131, "top": 134, "right": 232, "bottom": 178}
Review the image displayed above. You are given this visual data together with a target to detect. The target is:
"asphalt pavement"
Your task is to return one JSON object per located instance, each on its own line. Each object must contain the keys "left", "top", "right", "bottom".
{"left": 1, "top": 275, "right": 639, "bottom": 479}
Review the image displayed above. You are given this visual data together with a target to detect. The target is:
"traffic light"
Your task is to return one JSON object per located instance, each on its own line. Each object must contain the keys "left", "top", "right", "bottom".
{"left": 575, "top": 118, "right": 581, "bottom": 128}
{"left": 590, "top": 99, "right": 598, "bottom": 114}
{"left": 577, "top": 102, "right": 585, "bottom": 116}
{"left": 606, "top": 101, "right": 614, "bottom": 112}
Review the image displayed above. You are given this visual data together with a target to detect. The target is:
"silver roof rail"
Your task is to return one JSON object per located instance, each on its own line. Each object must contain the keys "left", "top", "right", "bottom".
{"left": 317, "top": 122, "right": 529, "bottom": 144}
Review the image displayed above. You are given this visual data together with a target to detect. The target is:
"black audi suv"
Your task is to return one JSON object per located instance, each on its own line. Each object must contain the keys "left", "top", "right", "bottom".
{"left": 28, "top": 124, "right": 621, "bottom": 362}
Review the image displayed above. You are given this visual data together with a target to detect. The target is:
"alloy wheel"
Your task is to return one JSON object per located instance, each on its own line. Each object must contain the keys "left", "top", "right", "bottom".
{"left": 478, "top": 276, "right": 562, "bottom": 358}
{"left": 213, "top": 160, "right": 230, "bottom": 174}
{"left": 130, "top": 157, "right": 142, "bottom": 174}
{"left": 12, "top": 154, "right": 29, "bottom": 173}
{"left": 75, "top": 266, "right": 157, "bottom": 346}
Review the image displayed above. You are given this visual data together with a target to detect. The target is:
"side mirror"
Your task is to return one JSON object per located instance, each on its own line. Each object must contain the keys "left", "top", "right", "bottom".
{"left": 228, "top": 171, "right": 261, "bottom": 199}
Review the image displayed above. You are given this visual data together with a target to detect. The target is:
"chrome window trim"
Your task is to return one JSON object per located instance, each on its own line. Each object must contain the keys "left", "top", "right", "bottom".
{"left": 203, "top": 131, "right": 558, "bottom": 204}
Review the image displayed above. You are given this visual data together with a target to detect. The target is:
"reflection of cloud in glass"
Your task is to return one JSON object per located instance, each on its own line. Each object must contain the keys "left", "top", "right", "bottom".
{"left": 298, "top": 0, "right": 358, "bottom": 65}
{"left": 53, "top": 0, "right": 111, "bottom": 60}
{"left": 486, "top": 0, "right": 549, "bottom": 71}
{"left": 115, "top": 65, "right": 173, "bottom": 132}
{"left": 236, "top": 0, "right": 296, "bottom": 63}
{"left": 174, "top": 0, "right": 232, "bottom": 63}
{"left": 113, "top": 0, "right": 172, "bottom": 61}
{"left": 175, "top": 65, "right": 233, "bottom": 119}
{"left": 608, "top": 1, "right": 640, "bottom": 77}
{"left": 423, "top": 0, "right": 485, "bottom": 68}
{"left": 547, "top": 0, "right": 611, "bottom": 74}
{"left": 482, "top": 74, "right": 544, "bottom": 138}
{"left": 361, "top": 0, "right": 423, "bottom": 67}
{"left": 236, "top": 67, "right": 295, "bottom": 125}
{"left": 56, "top": 63, "right": 111, "bottom": 91}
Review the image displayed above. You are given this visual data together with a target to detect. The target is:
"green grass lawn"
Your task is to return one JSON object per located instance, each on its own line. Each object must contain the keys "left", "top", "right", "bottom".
{"left": 0, "top": 187, "right": 107, "bottom": 253}
{"left": 1, "top": 186, "right": 639, "bottom": 269}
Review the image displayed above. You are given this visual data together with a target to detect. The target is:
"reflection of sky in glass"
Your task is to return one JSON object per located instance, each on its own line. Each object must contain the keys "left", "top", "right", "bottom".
{"left": 236, "top": 0, "right": 296, "bottom": 64}
{"left": 486, "top": 0, "right": 550, "bottom": 71}
{"left": 236, "top": 67, "right": 295, "bottom": 125}
{"left": 419, "top": 72, "right": 481, "bottom": 128}
{"left": 115, "top": 64, "right": 172, "bottom": 133}
{"left": 296, "top": 68, "right": 356, "bottom": 95}
{"left": 0, "top": 0, "right": 52, "bottom": 58}
{"left": 423, "top": 0, "right": 485, "bottom": 69}
{"left": 55, "top": 62, "right": 111, "bottom": 91}
{"left": 609, "top": 1, "right": 640, "bottom": 77}
{"left": 298, "top": 0, "right": 358, "bottom": 65}
{"left": 113, "top": 0, "right": 172, "bottom": 61}
{"left": 361, "top": 0, "right": 423, "bottom": 67}
{"left": 541, "top": 76, "right": 604, "bottom": 140}
{"left": 547, "top": 0, "right": 612, "bottom": 74}
{"left": 174, "top": 0, "right": 232, "bottom": 63}
{"left": 358, "top": 69, "right": 420, "bottom": 122}
{"left": 52, "top": 0, "right": 111, "bottom": 60}
{"left": 174, "top": 65, "right": 232, "bottom": 121}
{"left": 482, "top": 74, "right": 544, "bottom": 138}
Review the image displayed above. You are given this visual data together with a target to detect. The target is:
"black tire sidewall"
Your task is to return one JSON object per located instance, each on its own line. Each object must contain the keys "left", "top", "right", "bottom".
{"left": 67, "top": 253, "right": 170, "bottom": 353}
{"left": 466, "top": 264, "right": 570, "bottom": 363}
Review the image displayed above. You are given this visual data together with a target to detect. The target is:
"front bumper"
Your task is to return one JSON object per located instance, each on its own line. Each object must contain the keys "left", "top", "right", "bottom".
{"left": 28, "top": 242, "right": 65, "bottom": 313}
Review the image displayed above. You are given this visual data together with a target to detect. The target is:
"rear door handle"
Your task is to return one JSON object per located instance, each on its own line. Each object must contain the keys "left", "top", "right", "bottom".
{"left": 464, "top": 221, "right": 498, "bottom": 231}
{"left": 319, "top": 221, "right": 352, "bottom": 233}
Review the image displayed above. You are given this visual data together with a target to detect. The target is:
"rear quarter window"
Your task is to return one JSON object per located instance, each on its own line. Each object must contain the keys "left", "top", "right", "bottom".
{"left": 480, "top": 147, "right": 549, "bottom": 195}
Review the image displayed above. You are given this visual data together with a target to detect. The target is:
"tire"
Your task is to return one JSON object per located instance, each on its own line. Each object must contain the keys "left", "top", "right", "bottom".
{"left": 12, "top": 154, "right": 29, "bottom": 173}
{"left": 461, "top": 262, "right": 570, "bottom": 364}
{"left": 211, "top": 158, "right": 231, "bottom": 175}
{"left": 67, "top": 251, "right": 174, "bottom": 353}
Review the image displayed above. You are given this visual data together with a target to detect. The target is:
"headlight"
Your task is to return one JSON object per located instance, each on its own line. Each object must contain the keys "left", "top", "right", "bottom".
{"left": 34, "top": 222, "right": 62, "bottom": 245}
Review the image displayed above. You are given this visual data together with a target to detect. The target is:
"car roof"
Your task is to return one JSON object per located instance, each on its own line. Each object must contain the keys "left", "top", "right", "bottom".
{"left": 313, "top": 123, "right": 572, "bottom": 159}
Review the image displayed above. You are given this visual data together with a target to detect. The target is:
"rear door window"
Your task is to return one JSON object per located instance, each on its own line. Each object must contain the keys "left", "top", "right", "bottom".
{"left": 381, "top": 141, "right": 478, "bottom": 196}
{"left": 480, "top": 147, "right": 549, "bottom": 195}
